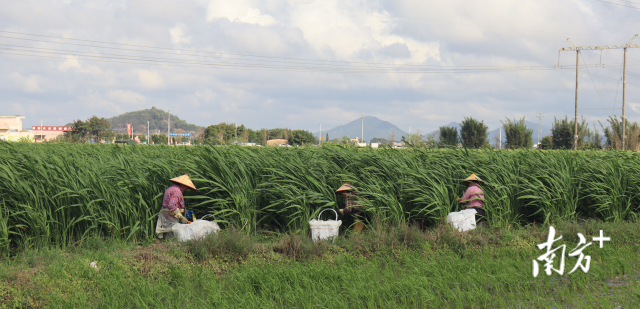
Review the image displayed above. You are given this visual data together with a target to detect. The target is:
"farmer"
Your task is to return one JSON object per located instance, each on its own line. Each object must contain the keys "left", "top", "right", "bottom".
{"left": 336, "top": 182, "right": 365, "bottom": 232}
{"left": 457, "top": 174, "right": 486, "bottom": 225}
{"left": 155, "top": 174, "right": 197, "bottom": 239}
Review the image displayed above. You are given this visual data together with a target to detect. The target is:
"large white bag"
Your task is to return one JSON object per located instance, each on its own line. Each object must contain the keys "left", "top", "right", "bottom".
{"left": 309, "top": 209, "right": 342, "bottom": 242}
{"left": 446, "top": 209, "right": 477, "bottom": 232}
{"left": 171, "top": 219, "right": 221, "bottom": 242}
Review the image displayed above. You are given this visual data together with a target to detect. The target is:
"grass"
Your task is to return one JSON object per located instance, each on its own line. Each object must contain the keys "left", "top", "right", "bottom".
{"left": 1, "top": 220, "right": 639, "bottom": 308}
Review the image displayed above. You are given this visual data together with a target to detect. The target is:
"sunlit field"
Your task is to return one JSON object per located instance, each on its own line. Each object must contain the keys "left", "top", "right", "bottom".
{"left": 1, "top": 143, "right": 639, "bottom": 308}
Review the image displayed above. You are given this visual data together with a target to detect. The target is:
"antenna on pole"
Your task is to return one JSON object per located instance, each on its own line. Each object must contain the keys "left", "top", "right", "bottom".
{"left": 536, "top": 113, "right": 545, "bottom": 146}
{"left": 361, "top": 113, "right": 364, "bottom": 143}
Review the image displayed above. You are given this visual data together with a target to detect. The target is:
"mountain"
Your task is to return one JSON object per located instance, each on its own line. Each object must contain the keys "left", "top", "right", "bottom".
{"left": 320, "top": 116, "right": 407, "bottom": 142}
{"left": 67, "top": 107, "right": 203, "bottom": 134}
{"left": 433, "top": 121, "right": 551, "bottom": 146}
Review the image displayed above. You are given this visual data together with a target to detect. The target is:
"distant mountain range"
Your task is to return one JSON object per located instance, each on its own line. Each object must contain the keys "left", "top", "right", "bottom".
{"left": 67, "top": 107, "right": 203, "bottom": 134}
{"left": 319, "top": 116, "right": 407, "bottom": 142}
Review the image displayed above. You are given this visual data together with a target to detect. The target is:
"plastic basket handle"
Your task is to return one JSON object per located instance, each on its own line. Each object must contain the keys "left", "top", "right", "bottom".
{"left": 200, "top": 214, "right": 217, "bottom": 221}
{"left": 318, "top": 208, "right": 338, "bottom": 221}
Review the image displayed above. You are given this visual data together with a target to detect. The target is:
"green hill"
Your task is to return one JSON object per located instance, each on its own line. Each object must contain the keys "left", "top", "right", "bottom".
{"left": 68, "top": 107, "right": 202, "bottom": 134}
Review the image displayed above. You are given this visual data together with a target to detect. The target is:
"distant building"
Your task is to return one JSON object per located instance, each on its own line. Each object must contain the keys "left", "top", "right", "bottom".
{"left": 266, "top": 139, "right": 289, "bottom": 146}
{"left": 0, "top": 115, "right": 34, "bottom": 142}
{"left": 350, "top": 137, "right": 360, "bottom": 143}
{"left": 31, "top": 125, "right": 71, "bottom": 142}
{"left": 370, "top": 142, "right": 379, "bottom": 149}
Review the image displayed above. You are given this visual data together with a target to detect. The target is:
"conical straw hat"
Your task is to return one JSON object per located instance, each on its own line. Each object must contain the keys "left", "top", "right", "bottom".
{"left": 335, "top": 182, "right": 357, "bottom": 193}
{"left": 170, "top": 174, "right": 197, "bottom": 191}
{"left": 461, "top": 173, "right": 485, "bottom": 185}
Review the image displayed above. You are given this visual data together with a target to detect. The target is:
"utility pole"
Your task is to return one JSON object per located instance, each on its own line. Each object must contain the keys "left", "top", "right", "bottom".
{"left": 361, "top": 113, "right": 364, "bottom": 143}
{"left": 574, "top": 50, "right": 579, "bottom": 150}
{"left": 623, "top": 46, "right": 628, "bottom": 150}
{"left": 559, "top": 35, "right": 639, "bottom": 151}
{"left": 535, "top": 113, "right": 545, "bottom": 145}
{"left": 168, "top": 110, "right": 170, "bottom": 145}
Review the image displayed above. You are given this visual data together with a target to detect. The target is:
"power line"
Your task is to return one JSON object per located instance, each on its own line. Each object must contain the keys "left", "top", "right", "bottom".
{"left": 0, "top": 48, "right": 563, "bottom": 73}
{"left": 594, "top": 0, "right": 640, "bottom": 9}
{"left": 0, "top": 31, "right": 560, "bottom": 68}
{"left": 0, "top": 35, "right": 562, "bottom": 70}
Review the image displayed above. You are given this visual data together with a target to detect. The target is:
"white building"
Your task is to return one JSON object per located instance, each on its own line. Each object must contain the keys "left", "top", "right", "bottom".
{"left": 0, "top": 115, "right": 34, "bottom": 142}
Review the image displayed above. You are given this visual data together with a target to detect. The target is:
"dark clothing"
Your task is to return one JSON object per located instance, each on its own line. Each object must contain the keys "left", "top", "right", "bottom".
{"left": 472, "top": 207, "right": 486, "bottom": 225}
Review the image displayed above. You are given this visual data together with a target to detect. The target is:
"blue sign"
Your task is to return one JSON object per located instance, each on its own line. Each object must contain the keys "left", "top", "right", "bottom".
{"left": 169, "top": 133, "right": 191, "bottom": 137}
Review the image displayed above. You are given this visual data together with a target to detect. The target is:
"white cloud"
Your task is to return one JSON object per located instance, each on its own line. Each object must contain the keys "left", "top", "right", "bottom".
{"left": 107, "top": 90, "right": 146, "bottom": 105}
{"left": 59, "top": 55, "right": 81, "bottom": 72}
{"left": 11, "top": 73, "right": 45, "bottom": 93}
{"left": 2, "top": 0, "right": 638, "bottom": 132}
{"left": 170, "top": 24, "right": 191, "bottom": 44}
{"left": 137, "top": 70, "right": 165, "bottom": 89}
{"left": 205, "top": 0, "right": 275, "bottom": 26}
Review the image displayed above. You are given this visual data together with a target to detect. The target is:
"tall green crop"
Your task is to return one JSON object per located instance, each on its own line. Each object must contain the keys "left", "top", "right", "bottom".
{"left": 1, "top": 142, "right": 639, "bottom": 254}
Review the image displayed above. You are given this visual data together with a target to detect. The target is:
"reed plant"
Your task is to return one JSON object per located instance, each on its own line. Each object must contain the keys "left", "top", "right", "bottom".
{"left": 1, "top": 142, "right": 640, "bottom": 253}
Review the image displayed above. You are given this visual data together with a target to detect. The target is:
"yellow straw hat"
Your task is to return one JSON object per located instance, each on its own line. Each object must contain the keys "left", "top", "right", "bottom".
{"left": 461, "top": 174, "right": 485, "bottom": 185}
{"left": 170, "top": 174, "right": 197, "bottom": 191}
{"left": 335, "top": 182, "right": 357, "bottom": 193}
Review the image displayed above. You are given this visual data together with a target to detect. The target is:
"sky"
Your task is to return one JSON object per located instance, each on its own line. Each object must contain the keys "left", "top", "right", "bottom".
{"left": 1, "top": 0, "right": 639, "bottom": 135}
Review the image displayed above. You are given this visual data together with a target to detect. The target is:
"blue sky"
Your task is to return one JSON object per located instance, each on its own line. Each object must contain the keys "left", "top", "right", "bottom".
{"left": 1, "top": 0, "right": 639, "bottom": 134}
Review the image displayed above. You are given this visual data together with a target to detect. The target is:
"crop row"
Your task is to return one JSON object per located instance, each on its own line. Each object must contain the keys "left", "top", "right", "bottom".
{"left": 1, "top": 142, "right": 639, "bottom": 252}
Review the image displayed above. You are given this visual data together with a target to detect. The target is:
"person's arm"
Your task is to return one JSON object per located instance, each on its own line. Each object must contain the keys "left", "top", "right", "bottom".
{"left": 167, "top": 189, "right": 188, "bottom": 223}
{"left": 459, "top": 187, "right": 471, "bottom": 203}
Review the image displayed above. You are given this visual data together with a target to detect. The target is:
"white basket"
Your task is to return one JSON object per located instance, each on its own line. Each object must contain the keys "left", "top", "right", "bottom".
{"left": 309, "top": 208, "right": 342, "bottom": 242}
{"left": 446, "top": 209, "right": 477, "bottom": 232}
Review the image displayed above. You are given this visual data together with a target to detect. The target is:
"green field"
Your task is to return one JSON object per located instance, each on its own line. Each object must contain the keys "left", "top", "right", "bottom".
{"left": 1, "top": 143, "right": 640, "bottom": 308}
{"left": 1, "top": 221, "right": 638, "bottom": 308}
{"left": 2, "top": 143, "right": 640, "bottom": 251}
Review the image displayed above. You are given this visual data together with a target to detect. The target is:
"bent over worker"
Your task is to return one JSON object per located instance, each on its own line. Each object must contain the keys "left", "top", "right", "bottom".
{"left": 458, "top": 174, "right": 486, "bottom": 225}
{"left": 336, "top": 182, "right": 365, "bottom": 232}
{"left": 155, "top": 174, "right": 197, "bottom": 239}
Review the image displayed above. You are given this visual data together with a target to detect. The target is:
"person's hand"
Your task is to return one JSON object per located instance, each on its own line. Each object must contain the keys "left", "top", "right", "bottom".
{"left": 171, "top": 209, "right": 189, "bottom": 224}
{"left": 180, "top": 208, "right": 185, "bottom": 214}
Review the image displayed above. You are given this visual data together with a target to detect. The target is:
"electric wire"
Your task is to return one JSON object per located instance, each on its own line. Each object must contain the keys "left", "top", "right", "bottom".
{"left": 580, "top": 51, "right": 612, "bottom": 114}
{"left": 0, "top": 31, "right": 560, "bottom": 68}
{"left": 595, "top": 0, "right": 640, "bottom": 9}
{"left": 0, "top": 47, "right": 564, "bottom": 73}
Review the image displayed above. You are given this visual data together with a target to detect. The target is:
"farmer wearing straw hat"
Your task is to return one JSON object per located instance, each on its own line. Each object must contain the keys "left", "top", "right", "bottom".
{"left": 155, "top": 174, "right": 197, "bottom": 239}
{"left": 457, "top": 174, "right": 486, "bottom": 225}
{"left": 336, "top": 182, "right": 365, "bottom": 232}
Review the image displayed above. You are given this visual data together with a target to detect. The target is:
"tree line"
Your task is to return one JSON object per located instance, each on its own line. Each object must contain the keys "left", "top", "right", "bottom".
{"left": 430, "top": 116, "right": 632, "bottom": 150}
{"left": 51, "top": 114, "right": 640, "bottom": 150}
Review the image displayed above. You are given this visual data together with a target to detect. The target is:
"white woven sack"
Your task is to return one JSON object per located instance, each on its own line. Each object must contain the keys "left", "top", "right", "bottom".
{"left": 446, "top": 209, "right": 477, "bottom": 232}
{"left": 171, "top": 220, "right": 220, "bottom": 242}
{"left": 309, "top": 209, "right": 342, "bottom": 242}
